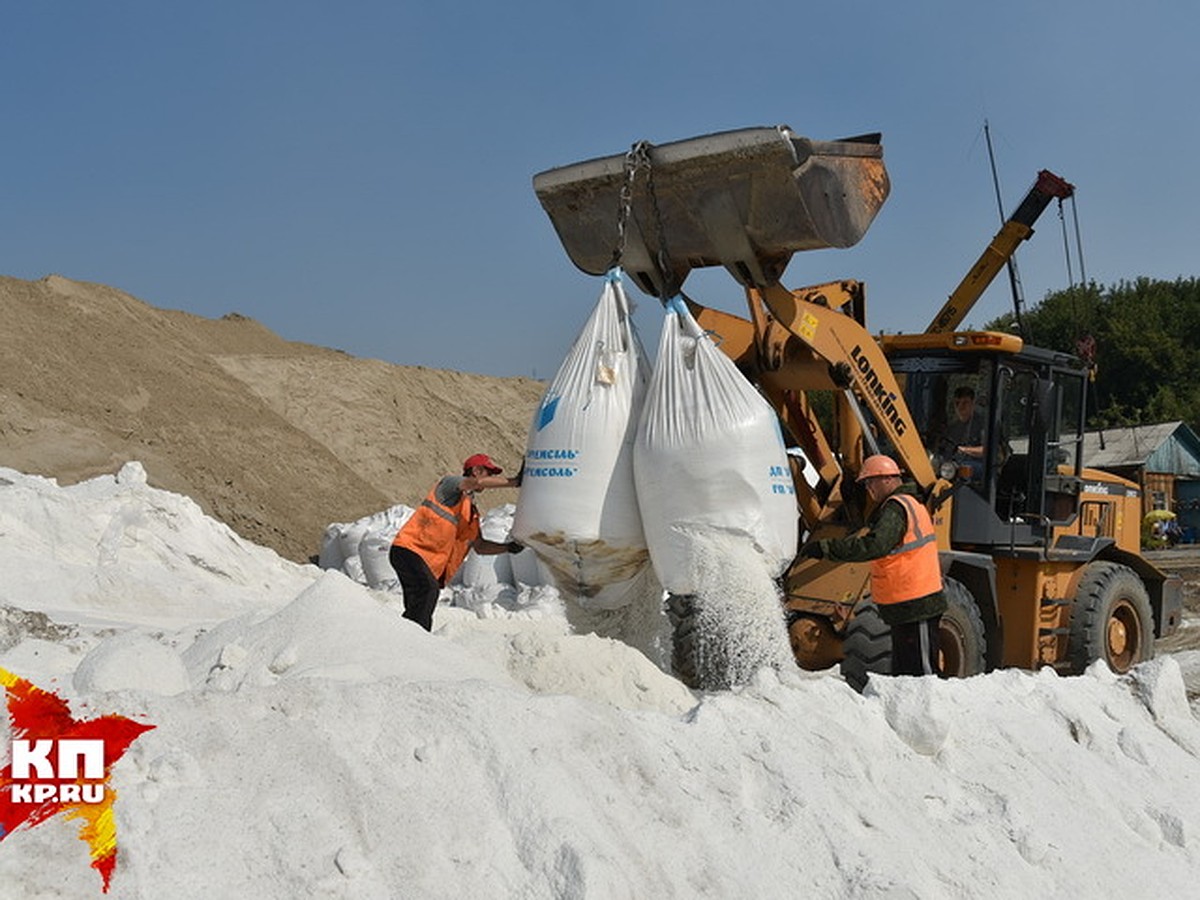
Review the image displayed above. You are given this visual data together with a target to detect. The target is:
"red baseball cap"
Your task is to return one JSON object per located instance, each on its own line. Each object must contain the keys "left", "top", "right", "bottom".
{"left": 462, "top": 453, "right": 503, "bottom": 475}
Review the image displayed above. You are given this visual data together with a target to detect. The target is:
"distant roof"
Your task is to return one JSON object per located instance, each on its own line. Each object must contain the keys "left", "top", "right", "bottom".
{"left": 1083, "top": 421, "right": 1200, "bottom": 476}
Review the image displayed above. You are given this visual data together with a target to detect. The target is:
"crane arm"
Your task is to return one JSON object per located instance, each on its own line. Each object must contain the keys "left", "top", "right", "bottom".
{"left": 926, "top": 170, "right": 1074, "bottom": 333}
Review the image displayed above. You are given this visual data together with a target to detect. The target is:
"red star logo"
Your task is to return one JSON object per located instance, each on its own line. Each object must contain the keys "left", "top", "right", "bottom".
{"left": 1, "top": 667, "right": 155, "bottom": 892}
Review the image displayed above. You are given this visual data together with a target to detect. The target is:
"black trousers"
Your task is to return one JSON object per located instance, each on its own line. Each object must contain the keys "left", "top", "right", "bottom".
{"left": 389, "top": 545, "right": 441, "bottom": 632}
{"left": 890, "top": 617, "right": 941, "bottom": 677}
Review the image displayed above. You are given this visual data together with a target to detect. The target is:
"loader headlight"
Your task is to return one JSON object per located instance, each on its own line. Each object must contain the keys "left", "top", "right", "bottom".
{"left": 939, "top": 460, "right": 959, "bottom": 481}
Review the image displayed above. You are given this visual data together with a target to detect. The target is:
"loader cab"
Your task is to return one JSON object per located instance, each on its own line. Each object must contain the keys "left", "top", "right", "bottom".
{"left": 883, "top": 334, "right": 1089, "bottom": 550}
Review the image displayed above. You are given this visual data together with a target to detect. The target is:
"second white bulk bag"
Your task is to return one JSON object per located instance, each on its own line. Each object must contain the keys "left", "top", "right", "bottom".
{"left": 511, "top": 273, "right": 652, "bottom": 609}
{"left": 635, "top": 297, "right": 799, "bottom": 595}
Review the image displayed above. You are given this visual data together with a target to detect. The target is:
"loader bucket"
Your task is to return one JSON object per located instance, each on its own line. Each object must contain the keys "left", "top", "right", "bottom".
{"left": 533, "top": 126, "right": 889, "bottom": 297}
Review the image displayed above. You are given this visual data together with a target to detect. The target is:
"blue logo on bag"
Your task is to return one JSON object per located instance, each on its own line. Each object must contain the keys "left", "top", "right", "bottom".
{"left": 769, "top": 463, "right": 796, "bottom": 495}
{"left": 536, "top": 396, "right": 560, "bottom": 431}
{"left": 525, "top": 448, "right": 579, "bottom": 478}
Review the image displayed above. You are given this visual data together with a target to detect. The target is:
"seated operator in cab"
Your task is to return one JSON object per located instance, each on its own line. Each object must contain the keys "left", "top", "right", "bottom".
{"left": 944, "top": 385, "right": 986, "bottom": 471}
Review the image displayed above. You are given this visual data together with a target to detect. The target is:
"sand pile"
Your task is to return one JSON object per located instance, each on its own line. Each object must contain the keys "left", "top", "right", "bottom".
{"left": 0, "top": 274, "right": 542, "bottom": 561}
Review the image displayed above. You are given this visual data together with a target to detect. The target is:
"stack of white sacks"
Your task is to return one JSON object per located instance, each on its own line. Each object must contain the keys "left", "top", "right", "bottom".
{"left": 319, "top": 503, "right": 552, "bottom": 612}
{"left": 318, "top": 504, "right": 413, "bottom": 589}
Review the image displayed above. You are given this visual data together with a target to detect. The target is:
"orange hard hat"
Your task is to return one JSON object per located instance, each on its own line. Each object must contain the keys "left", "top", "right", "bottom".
{"left": 857, "top": 454, "right": 901, "bottom": 481}
{"left": 462, "top": 453, "right": 502, "bottom": 475}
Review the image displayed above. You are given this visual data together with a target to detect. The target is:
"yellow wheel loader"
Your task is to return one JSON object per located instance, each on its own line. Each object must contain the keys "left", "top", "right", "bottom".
{"left": 534, "top": 126, "right": 1181, "bottom": 688}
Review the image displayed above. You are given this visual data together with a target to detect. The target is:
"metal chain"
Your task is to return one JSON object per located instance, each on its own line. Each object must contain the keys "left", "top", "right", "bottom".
{"left": 608, "top": 140, "right": 675, "bottom": 298}
{"left": 608, "top": 141, "right": 649, "bottom": 272}
{"left": 642, "top": 147, "right": 676, "bottom": 298}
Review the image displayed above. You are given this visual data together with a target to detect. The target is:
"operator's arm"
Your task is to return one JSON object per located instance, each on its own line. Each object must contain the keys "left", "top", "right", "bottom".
{"left": 460, "top": 473, "right": 521, "bottom": 491}
{"left": 956, "top": 413, "right": 986, "bottom": 458}
{"left": 813, "top": 501, "right": 906, "bottom": 562}
{"left": 471, "top": 537, "right": 523, "bottom": 555}
{"left": 438, "top": 470, "right": 520, "bottom": 499}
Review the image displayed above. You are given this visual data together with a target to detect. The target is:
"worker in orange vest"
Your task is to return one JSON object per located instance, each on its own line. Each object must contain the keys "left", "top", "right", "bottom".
{"left": 799, "top": 454, "right": 947, "bottom": 678}
{"left": 390, "top": 453, "right": 523, "bottom": 631}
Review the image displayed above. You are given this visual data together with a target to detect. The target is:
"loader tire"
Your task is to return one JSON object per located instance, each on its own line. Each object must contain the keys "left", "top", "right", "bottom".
{"left": 938, "top": 578, "right": 986, "bottom": 678}
{"left": 666, "top": 592, "right": 741, "bottom": 691}
{"left": 840, "top": 599, "right": 891, "bottom": 693}
{"left": 666, "top": 593, "right": 703, "bottom": 689}
{"left": 1068, "top": 561, "right": 1154, "bottom": 674}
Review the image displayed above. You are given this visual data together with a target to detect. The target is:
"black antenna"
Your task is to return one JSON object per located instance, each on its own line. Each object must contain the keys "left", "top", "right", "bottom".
{"left": 1059, "top": 201, "right": 1076, "bottom": 289}
{"left": 1071, "top": 194, "right": 1088, "bottom": 286}
{"left": 984, "top": 120, "right": 1027, "bottom": 339}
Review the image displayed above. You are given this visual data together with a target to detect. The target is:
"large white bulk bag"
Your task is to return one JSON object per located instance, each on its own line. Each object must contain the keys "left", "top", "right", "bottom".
{"left": 511, "top": 274, "right": 652, "bottom": 609}
{"left": 635, "top": 297, "right": 799, "bottom": 595}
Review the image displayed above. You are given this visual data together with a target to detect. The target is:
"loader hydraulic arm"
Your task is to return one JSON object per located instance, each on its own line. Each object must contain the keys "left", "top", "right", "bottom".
{"left": 685, "top": 280, "right": 936, "bottom": 493}
{"left": 756, "top": 282, "right": 937, "bottom": 491}
{"left": 926, "top": 170, "right": 1074, "bottom": 334}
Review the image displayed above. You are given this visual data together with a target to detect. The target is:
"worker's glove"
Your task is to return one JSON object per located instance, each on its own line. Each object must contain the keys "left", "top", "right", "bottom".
{"left": 512, "top": 459, "right": 525, "bottom": 487}
{"left": 506, "top": 540, "right": 525, "bottom": 554}
{"left": 798, "top": 541, "right": 824, "bottom": 560}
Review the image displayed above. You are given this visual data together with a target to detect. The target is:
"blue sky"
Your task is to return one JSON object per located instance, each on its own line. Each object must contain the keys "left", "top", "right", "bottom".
{"left": 3, "top": 2, "right": 1197, "bottom": 379}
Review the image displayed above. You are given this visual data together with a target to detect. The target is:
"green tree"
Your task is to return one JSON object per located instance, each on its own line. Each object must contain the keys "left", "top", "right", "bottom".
{"left": 984, "top": 277, "right": 1200, "bottom": 430}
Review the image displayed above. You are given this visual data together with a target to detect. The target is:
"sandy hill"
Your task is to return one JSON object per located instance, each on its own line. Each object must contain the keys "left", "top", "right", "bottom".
{"left": 0, "top": 274, "right": 543, "bottom": 562}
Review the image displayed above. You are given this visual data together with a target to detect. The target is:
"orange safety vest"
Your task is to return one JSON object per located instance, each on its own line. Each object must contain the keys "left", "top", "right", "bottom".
{"left": 870, "top": 493, "right": 942, "bottom": 605}
{"left": 393, "top": 481, "right": 481, "bottom": 584}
